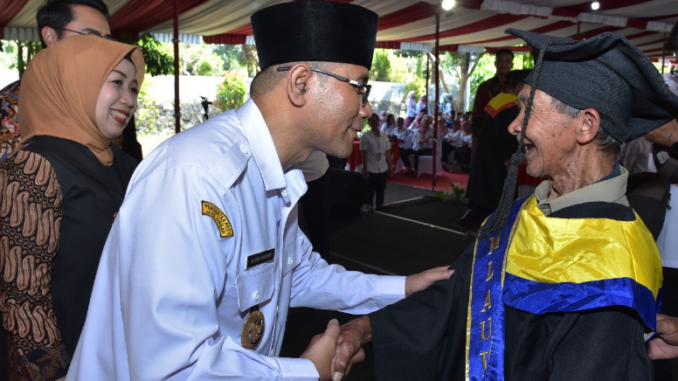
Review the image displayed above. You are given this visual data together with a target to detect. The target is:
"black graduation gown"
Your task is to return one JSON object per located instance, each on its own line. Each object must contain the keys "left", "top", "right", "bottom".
{"left": 370, "top": 202, "right": 654, "bottom": 381}
{"left": 22, "top": 135, "right": 137, "bottom": 358}
{"left": 467, "top": 107, "right": 519, "bottom": 210}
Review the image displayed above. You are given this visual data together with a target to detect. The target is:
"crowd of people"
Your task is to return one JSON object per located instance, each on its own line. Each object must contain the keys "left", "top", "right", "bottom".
{"left": 1, "top": 1, "right": 678, "bottom": 381}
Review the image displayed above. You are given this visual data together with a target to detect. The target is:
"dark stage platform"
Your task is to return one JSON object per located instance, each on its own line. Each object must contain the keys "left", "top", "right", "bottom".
{"left": 287, "top": 195, "right": 472, "bottom": 380}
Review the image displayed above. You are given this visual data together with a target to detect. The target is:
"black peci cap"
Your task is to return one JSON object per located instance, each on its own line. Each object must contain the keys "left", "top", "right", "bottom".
{"left": 251, "top": 1, "right": 379, "bottom": 71}
{"left": 506, "top": 28, "right": 678, "bottom": 143}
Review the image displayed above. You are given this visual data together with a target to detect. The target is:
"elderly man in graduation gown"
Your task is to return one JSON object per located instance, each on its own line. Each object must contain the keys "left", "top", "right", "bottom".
{"left": 64, "top": 3, "right": 453, "bottom": 381}
{"left": 331, "top": 29, "right": 678, "bottom": 381}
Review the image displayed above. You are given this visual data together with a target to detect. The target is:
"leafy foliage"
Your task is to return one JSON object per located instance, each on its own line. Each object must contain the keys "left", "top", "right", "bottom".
{"left": 196, "top": 61, "right": 215, "bottom": 76}
{"left": 434, "top": 182, "right": 468, "bottom": 203}
{"left": 119, "top": 34, "right": 174, "bottom": 77}
{"left": 371, "top": 50, "right": 392, "bottom": 81}
{"left": 214, "top": 71, "right": 247, "bottom": 112}
{"left": 213, "top": 44, "right": 244, "bottom": 71}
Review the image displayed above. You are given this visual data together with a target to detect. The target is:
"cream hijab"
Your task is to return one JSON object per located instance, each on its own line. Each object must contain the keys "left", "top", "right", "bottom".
{"left": 20, "top": 35, "right": 145, "bottom": 166}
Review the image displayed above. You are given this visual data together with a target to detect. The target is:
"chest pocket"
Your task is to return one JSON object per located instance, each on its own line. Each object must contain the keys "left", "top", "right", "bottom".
{"left": 235, "top": 261, "right": 276, "bottom": 313}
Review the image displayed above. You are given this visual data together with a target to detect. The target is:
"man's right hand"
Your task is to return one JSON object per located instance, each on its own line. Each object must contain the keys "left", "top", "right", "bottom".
{"left": 648, "top": 314, "right": 678, "bottom": 360}
{"left": 332, "top": 316, "right": 372, "bottom": 381}
{"left": 301, "top": 319, "right": 341, "bottom": 381}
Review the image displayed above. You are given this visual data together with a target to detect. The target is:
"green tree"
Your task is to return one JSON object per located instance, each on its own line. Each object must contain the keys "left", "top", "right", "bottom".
{"left": 214, "top": 71, "right": 247, "bottom": 112}
{"left": 119, "top": 34, "right": 174, "bottom": 77}
{"left": 439, "top": 51, "right": 483, "bottom": 113}
{"left": 212, "top": 44, "right": 244, "bottom": 71}
{"left": 371, "top": 49, "right": 392, "bottom": 81}
{"left": 6, "top": 40, "right": 42, "bottom": 78}
{"left": 196, "top": 61, "right": 215, "bottom": 76}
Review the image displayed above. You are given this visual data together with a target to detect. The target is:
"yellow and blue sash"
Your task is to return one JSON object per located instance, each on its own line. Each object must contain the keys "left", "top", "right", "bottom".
{"left": 466, "top": 195, "right": 663, "bottom": 381}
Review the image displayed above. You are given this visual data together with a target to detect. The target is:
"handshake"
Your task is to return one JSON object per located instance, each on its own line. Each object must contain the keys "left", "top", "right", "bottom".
{"left": 300, "top": 316, "right": 372, "bottom": 381}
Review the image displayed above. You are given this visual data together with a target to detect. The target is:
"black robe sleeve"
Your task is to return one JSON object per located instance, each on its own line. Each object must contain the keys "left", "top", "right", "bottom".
{"left": 369, "top": 244, "right": 474, "bottom": 381}
{"left": 370, "top": 234, "right": 654, "bottom": 380}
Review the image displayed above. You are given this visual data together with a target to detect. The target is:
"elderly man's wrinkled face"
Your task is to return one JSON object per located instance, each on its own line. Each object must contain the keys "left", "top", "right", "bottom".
{"left": 508, "top": 85, "right": 579, "bottom": 177}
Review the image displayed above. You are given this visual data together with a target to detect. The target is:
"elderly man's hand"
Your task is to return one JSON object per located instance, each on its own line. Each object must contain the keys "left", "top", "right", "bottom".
{"left": 332, "top": 316, "right": 371, "bottom": 381}
{"left": 645, "top": 119, "right": 678, "bottom": 148}
{"left": 301, "top": 319, "right": 341, "bottom": 381}
{"left": 648, "top": 314, "right": 678, "bottom": 360}
{"left": 405, "top": 266, "right": 454, "bottom": 297}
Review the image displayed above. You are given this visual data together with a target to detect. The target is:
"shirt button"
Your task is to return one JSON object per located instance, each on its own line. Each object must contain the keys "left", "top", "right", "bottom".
{"left": 281, "top": 189, "right": 288, "bottom": 197}
{"left": 270, "top": 349, "right": 275, "bottom": 356}
{"left": 288, "top": 257, "right": 294, "bottom": 265}
{"left": 239, "top": 144, "right": 249, "bottom": 154}
{"left": 253, "top": 291, "right": 260, "bottom": 301}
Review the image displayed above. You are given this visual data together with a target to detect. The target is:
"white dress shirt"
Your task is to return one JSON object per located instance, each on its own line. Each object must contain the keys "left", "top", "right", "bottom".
{"left": 66, "top": 99, "right": 406, "bottom": 381}
{"left": 446, "top": 129, "right": 462, "bottom": 148}
{"left": 360, "top": 130, "right": 390, "bottom": 173}
{"left": 394, "top": 127, "right": 412, "bottom": 150}
{"left": 380, "top": 122, "right": 396, "bottom": 136}
{"left": 412, "top": 128, "right": 434, "bottom": 151}
{"left": 657, "top": 185, "right": 678, "bottom": 269}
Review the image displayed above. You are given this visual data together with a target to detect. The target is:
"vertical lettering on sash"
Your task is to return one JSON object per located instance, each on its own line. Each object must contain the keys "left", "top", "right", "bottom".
{"left": 489, "top": 237, "right": 500, "bottom": 254}
{"left": 481, "top": 290, "right": 492, "bottom": 312}
{"left": 486, "top": 260, "right": 494, "bottom": 281}
{"left": 480, "top": 351, "right": 491, "bottom": 371}
{"left": 481, "top": 318, "right": 492, "bottom": 340}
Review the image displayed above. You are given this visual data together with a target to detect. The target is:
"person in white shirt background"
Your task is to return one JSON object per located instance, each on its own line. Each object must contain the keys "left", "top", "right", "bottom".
{"left": 361, "top": 113, "right": 394, "bottom": 210}
{"left": 394, "top": 117, "right": 415, "bottom": 173}
{"left": 64, "top": 3, "right": 453, "bottom": 381}
{"left": 411, "top": 115, "right": 434, "bottom": 175}
{"left": 450, "top": 120, "right": 473, "bottom": 173}
{"left": 380, "top": 113, "right": 397, "bottom": 136}
{"left": 404, "top": 91, "right": 417, "bottom": 127}
{"left": 416, "top": 94, "right": 429, "bottom": 115}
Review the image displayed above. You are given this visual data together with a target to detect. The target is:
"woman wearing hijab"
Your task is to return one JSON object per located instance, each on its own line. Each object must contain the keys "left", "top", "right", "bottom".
{"left": 416, "top": 94, "right": 429, "bottom": 115}
{"left": 404, "top": 91, "right": 417, "bottom": 127}
{"left": 0, "top": 35, "right": 144, "bottom": 380}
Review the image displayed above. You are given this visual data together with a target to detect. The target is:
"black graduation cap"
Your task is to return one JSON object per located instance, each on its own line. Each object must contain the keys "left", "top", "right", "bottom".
{"left": 506, "top": 28, "right": 678, "bottom": 143}
{"left": 251, "top": 1, "right": 379, "bottom": 71}
{"left": 480, "top": 29, "right": 678, "bottom": 240}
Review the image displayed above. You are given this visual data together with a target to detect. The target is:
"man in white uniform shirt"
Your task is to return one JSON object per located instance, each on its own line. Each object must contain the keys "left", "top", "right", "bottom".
{"left": 361, "top": 113, "right": 394, "bottom": 210}
{"left": 66, "top": 3, "right": 452, "bottom": 381}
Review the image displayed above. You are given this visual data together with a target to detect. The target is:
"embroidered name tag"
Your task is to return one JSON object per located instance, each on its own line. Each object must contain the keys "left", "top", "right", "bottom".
{"left": 202, "top": 201, "right": 234, "bottom": 238}
{"left": 247, "top": 249, "right": 275, "bottom": 269}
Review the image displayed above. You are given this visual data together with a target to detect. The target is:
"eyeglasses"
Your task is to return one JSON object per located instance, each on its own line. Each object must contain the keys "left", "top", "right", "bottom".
{"left": 277, "top": 66, "right": 371, "bottom": 106}
{"left": 55, "top": 27, "right": 116, "bottom": 41}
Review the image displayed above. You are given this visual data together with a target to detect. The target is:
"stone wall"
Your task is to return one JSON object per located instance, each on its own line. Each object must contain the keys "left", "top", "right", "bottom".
{"left": 136, "top": 100, "right": 219, "bottom": 134}
{"left": 133, "top": 77, "right": 433, "bottom": 134}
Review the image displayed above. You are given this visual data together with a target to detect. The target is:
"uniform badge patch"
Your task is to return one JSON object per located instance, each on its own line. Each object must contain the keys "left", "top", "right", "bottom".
{"left": 202, "top": 201, "right": 234, "bottom": 238}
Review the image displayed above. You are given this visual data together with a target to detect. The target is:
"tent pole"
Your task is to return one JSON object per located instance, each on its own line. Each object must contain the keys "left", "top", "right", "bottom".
{"left": 432, "top": 6, "right": 441, "bottom": 191}
{"left": 426, "top": 52, "right": 430, "bottom": 103}
{"left": 663, "top": 31, "right": 667, "bottom": 75}
{"left": 173, "top": 0, "right": 181, "bottom": 134}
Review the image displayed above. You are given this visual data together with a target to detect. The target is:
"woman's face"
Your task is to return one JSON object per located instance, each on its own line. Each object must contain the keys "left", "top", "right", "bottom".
{"left": 95, "top": 59, "right": 139, "bottom": 140}
{"left": 422, "top": 117, "right": 432, "bottom": 130}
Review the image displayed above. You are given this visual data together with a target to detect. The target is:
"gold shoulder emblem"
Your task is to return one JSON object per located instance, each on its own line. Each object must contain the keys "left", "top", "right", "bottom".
{"left": 201, "top": 201, "right": 234, "bottom": 238}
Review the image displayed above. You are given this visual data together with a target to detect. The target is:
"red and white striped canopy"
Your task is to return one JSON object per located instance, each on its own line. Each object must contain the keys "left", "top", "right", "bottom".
{"left": 2, "top": 0, "right": 676, "bottom": 61}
